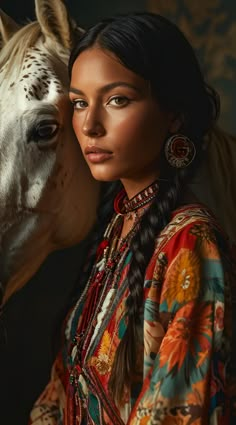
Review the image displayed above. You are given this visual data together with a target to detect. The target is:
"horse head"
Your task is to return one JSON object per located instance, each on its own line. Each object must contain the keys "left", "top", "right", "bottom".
{"left": 0, "top": 0, "right": 100, "bottom": 304}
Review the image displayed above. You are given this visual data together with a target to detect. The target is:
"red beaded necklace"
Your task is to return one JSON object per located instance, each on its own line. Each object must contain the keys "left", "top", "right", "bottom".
{"left": 71, "top": 180, "right": 159, "bottom": 365}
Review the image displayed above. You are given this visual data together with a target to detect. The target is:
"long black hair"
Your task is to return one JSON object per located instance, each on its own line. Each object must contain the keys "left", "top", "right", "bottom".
{"left": 69, "top": 12, "right": 219, "bottom": 403}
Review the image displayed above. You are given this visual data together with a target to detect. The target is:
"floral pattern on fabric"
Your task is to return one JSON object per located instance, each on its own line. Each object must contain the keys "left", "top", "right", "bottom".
{"left": 29, "top": 205, "right": 236, "bottom": 425}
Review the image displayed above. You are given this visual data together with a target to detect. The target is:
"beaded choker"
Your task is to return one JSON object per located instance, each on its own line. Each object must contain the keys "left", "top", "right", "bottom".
{"left": 70, "top": 180, "right": 160, "bottom": 365}
{"left": 114, "top": 180, "right": 159, "bottom": 215}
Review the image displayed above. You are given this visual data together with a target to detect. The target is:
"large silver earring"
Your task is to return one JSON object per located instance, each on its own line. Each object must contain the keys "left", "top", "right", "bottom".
{"left": 164, "top": 134, "right": 196, "bottom": 168}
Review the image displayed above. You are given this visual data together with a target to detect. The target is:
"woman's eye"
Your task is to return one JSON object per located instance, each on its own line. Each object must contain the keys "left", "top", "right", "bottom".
{"left": 72, "top": 99, "right": 88, "bottom": 109}
{"left": 108, "top": 96, "right": 129, "bottom": 107}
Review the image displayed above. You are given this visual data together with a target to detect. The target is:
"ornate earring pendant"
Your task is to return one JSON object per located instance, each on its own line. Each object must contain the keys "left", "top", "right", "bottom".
{"left": 164, "top": 134, "right": 196, "bottom": 168}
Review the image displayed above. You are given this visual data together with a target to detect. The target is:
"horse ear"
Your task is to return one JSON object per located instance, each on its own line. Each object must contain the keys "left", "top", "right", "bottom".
{"left": 0, "top": 9, "right": 20, "bottom": 46}
{"left": 35, "top": 0, "right": 82, "bottom": 50}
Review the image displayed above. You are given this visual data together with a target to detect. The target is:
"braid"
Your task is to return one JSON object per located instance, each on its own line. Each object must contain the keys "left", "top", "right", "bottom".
{"left": 70, "top": 181, "right": 122, "bottom": 304}
{"left": 109, "top": 169, "right": 190, "bottom": 403}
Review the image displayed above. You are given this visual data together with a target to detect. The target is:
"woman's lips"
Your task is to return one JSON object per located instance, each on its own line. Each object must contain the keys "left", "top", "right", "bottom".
{"left": 85, "top": 146, "right": 113, "bottom": 163}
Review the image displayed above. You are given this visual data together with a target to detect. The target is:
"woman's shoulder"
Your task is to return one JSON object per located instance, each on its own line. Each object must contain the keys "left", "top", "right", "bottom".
{"left": 170, "top": 202, "right": 225, "bottom": 236}
{"left": 154, "top": 202, "right": 229, "bottom": 256}
{"left": 171, "top": 202, "right": 218, "bottom": 224}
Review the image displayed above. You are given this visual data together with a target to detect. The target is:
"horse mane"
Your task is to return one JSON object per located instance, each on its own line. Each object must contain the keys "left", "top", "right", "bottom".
{"left": 0, "top": 21, "right": 69, "bottom": 75}
{"left": 0, "top": 22, "right": 42, "bottom": 71}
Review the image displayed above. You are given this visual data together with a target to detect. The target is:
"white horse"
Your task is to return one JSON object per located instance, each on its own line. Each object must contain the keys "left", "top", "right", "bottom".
{"left": 0, "top": 0, "right": 100, "bottom": 305}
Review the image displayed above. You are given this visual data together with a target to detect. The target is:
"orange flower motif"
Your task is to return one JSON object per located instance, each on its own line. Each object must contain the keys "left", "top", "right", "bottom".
{"left": 159, "top": 301, "right": 213, "bottom": 372}
{"left": 90, "top": 353, "right": 112, "bottom": 375}
{"left": 162, "top": 248, "right": 201, "bottom": 309}
{"left": 89, "top": 330, "right": 115, "bottom": 375}
{"left": 98, "top": 330, "right": 112, "bottom": 355}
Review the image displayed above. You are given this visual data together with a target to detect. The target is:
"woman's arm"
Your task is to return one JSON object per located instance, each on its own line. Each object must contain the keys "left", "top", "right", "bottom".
{"left": 129, "top": 221, "right": 232, "bottom": 424}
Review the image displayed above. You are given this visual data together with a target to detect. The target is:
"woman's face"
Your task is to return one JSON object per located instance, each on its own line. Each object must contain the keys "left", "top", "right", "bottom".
{"left": 69, "top": 47, "right": 175, "bottom": 197}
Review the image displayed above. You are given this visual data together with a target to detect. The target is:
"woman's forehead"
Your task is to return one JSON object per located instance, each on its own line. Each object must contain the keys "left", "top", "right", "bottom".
{"left": 70, "top": 48, "right": 147, "bottom": 93}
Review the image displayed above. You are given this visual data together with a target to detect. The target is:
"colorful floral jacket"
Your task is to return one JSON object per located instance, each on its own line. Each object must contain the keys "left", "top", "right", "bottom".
{"left": 29, "top": 205, "right": 236, "bottom": 424}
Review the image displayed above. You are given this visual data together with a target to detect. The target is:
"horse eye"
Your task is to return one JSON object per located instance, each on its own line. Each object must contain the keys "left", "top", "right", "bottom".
{"left": 35, "top": 122, "right": 59, "bottom": 140}
{"left": 28, "top": 120, "right": 60, "bottom": 145}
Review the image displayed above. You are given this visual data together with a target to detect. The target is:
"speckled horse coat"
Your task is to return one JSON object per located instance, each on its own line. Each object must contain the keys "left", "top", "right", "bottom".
{"left": 0, "top": 1, "right": 99, "bottom": 304}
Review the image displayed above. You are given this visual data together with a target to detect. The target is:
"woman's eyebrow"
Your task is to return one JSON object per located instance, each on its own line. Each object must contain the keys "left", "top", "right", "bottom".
{"left": 69, "top": 81, "right": 141, "bottom": 95}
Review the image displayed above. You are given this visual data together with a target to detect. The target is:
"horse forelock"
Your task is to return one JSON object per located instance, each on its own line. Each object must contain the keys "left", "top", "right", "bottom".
{"left": 0, "top": 21, "right": 70, "bottom": 83}
{"left": 0, "top": 22, "right": 41, "bottom": 73}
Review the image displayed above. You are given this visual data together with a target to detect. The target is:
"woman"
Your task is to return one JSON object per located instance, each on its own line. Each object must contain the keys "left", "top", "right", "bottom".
{"left": 30, "top": 12, "right": 236, "bottom": 424}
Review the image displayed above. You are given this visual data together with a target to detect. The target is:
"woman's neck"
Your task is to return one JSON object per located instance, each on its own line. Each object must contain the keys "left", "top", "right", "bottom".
{"left": 120, "top": 174, "right": 160, "bottom": 199}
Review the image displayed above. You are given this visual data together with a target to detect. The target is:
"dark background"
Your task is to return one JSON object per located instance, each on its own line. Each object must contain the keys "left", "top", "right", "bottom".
{"left": 0, "top": 1, "right": 146, "bottom": 424}
{"left": 1, "top": 0, "right": 145, "bottom": 28}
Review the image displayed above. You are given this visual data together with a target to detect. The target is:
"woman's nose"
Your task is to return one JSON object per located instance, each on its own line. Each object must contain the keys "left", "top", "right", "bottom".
{"left": 82, "top": 109, "right": 105, "bottom": 137}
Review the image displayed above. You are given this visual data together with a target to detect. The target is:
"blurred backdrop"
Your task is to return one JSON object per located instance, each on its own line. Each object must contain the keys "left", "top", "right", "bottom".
{"left": 148, "top": 0, "right": 236, "bottom": 136}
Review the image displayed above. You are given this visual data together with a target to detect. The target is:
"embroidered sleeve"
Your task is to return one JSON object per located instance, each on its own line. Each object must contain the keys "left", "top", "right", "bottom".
{"left": 129, "top": 221, "right": 231, "bottom": 424}
{"left": 29, "top": 353, "right": 66, "bottom": 425}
